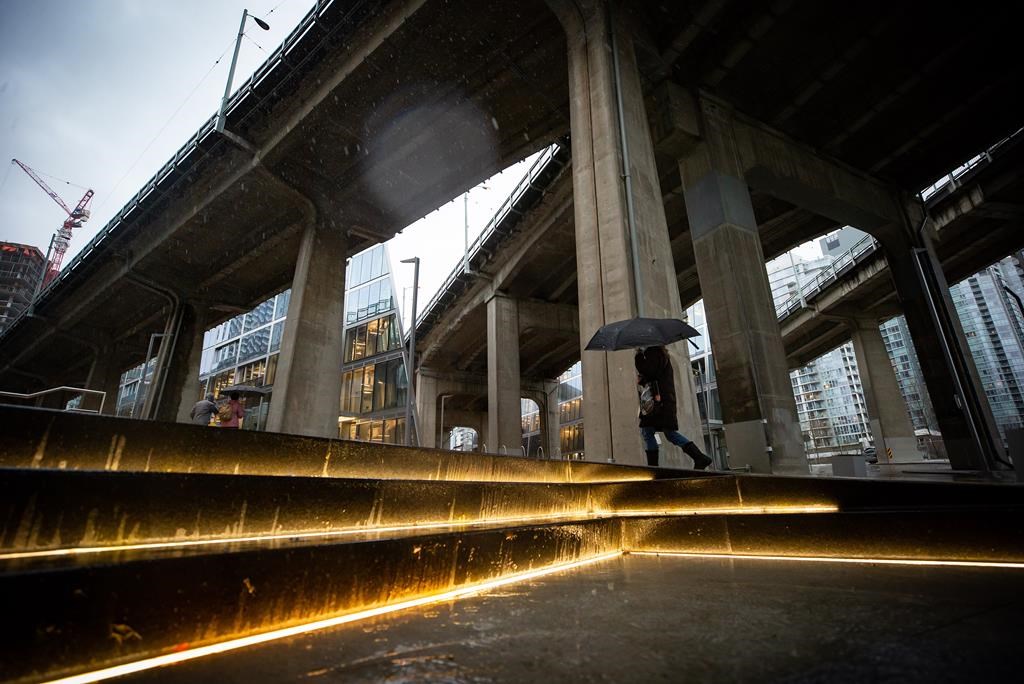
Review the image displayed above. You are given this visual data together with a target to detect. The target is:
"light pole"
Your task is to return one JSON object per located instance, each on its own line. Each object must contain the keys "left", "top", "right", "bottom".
{"left": 401, "top": 257, "right": 420, "bottom": 446}
{"left": 439, "top": 394, "right": 453, "bottom": 449}
{"left": 217, "top": 9, "right": 270, "bottom": 133}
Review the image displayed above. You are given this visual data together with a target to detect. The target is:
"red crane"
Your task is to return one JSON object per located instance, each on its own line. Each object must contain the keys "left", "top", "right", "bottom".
{"left": 11, "top": 159, "right": 94, "bottom": 287}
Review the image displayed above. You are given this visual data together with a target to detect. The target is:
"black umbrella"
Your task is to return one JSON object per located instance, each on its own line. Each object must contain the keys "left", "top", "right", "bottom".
{"left": 584, "top": 317, "right": 700, "bottom": 351}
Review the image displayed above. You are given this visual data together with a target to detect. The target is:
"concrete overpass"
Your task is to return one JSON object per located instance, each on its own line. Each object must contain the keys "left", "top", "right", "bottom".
{"left": 1, "top": 0, "right": 1022, "bottom": 474}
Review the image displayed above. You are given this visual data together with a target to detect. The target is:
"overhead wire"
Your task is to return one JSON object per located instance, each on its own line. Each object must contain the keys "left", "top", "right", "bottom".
{"left": 94, "top": 37, "right": 238, "bottom": 213}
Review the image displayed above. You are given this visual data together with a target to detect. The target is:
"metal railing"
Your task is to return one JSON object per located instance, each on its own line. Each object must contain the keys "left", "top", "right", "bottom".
{"left": 775, "top": 232, "right": 880, "bottom": 319}
{"left": 919, "top": 126, "right": 1022, "bottom": 202}
{"left": 416, "top": 143, "right": 565, "bottom": 328}
{"left": 0, "top": 387, "right": 106, "bottom": 414}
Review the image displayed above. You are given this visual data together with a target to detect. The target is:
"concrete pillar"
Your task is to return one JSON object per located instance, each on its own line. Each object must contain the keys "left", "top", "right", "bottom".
{"left": 266, "top": 217, "right": 347, "bottom": 438}
{"left": 487, "top": 293, "right": 521, "bottom": 453}
{"left": 678, "top": 100, "right": 806, "bottom": 474}
{"left": 415, "top": 370, "right": 439, "bottom": 448}
{"left": 153, "top": 302, "right": 207, "bottom": 423}
{"left": 849, "top": 318, "right": 919, "bottom": 463}
{"left": 550, "top": 0, "right": 702, "bottom": 465}
{"left": 85, "top": 344, "right": 130, "bottom": 415}
{"left": 878, "top": 215, "right": 1004, "bottom": 471}
{"left": 542, "top": 380, "right": 560, "bottom": 459}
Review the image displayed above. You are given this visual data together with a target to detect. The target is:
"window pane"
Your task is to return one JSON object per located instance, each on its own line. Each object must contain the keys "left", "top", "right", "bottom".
{"left": 370, "top": 245, "right": 382, "bottom": 280}
{"left": 360, "top": 365, "right": 374, "bottom": 413}
{"left": 373, "top": 362, "right": 387, "bottom": 411}
{"left": 354, "top": 324, "right": 367, "bottom": 361}
{"left": 238, "top": 327, "right": 270, "bottom": 363}
{"left": 265, "top": 354, "right": 278, "bottom": 386}
{"left": 244, "top": 299, "right": 274, "bottom": 333}
{"left": 270, "top": 321, "right": 284, "bottom": 353}
{"left": 366, "top": 319, "right": 380, "bottom": 357}
{"left": 275, "top": 290, "right": 290, "bottom": 320}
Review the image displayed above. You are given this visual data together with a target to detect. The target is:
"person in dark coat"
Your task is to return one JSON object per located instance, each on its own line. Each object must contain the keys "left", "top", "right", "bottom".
{"left": 635, "top": 346, "right": 712, "bottom": 470}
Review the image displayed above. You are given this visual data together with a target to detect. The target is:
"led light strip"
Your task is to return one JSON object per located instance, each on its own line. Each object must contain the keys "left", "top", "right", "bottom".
{"left": 0, "top": 505, "right": 836, "bottom": 561}
{"left": 629, "top": 550, "right": 1024, "bottom": 569}
{"left": 42, "top": 551, "right": 623, "bottom": 684}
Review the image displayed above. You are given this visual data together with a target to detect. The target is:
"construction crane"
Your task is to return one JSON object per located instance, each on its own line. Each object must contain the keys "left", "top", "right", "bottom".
{"left": 10, "top": 158, "right": 94, "bottom": 289}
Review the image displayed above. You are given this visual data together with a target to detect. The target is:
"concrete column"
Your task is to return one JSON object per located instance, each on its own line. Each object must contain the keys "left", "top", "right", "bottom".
{"left": 550, "top": 0, "right": 702, "bottom": 465}
{"left": 849, "top": 318, "right": 919, "bottom": 463}
{"left": 85, "top": 344, "right": 130, "bottom": 415}
{"left": 154, "top": 302, "right": 207, "bottom": 423}
{"left": 487, "top": 293, "right": 521, "bottom": 453}
{"left": 679, "top": 100, "right": 805, "bottom": 474}
{"left": 266, "top": 217, "right": 347, "bottom": 438}
{"left": 878, "top": 215, "right": 1004, "bottom": 471}
{"left": 542, "top": 380, "right": 560, "bottom": 459}
{"left": 415, "top": 370, "right": 439, "bottom": 449}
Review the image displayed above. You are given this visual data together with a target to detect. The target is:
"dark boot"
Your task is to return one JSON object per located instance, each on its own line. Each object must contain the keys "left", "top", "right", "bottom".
{"left": 683, "top": 442, "right": 712, "bottom": 471}
{"left": 645, "top": 449, "right": 660, "bottom": 467}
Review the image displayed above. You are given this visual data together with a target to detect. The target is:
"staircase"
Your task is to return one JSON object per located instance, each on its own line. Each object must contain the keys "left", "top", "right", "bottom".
{"left": 2, "top": 406, "right": 1022, "bottom": 683}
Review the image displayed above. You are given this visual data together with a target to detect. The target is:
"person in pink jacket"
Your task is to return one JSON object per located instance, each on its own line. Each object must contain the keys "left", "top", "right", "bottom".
{"left": 218, "top": 391, "right": 244, "bottom": 428}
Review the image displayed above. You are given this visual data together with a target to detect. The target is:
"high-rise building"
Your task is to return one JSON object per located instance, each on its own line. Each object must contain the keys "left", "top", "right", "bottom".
{"left": 950, "top": 254, "right": 1024, "bottom": 444}
{"left": 0, "top": 241, "right": 45, "bottom": 335}
{"left": 683, "top": 301, "right": 725, "bottom": 465}
{"left": 556, "top": 361, "right": 584, "bottom": 460}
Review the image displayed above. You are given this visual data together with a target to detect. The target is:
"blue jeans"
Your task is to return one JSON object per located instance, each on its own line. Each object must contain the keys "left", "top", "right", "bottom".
{"left": 641, "top": 427, "right": 691, "bottom": 451}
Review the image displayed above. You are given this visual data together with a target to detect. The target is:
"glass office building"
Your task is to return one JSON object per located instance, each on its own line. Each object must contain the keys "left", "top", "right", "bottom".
{"left": 338, "top": 244, "right": 409, "bottom": 443}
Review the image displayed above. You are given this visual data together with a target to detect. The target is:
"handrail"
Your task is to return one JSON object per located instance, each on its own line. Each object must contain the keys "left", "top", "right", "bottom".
{"left": 775, "top": 233, "right": 880, "bottom": 318}
{"left": 416, "top": 143, "right": 563, "bottom": 328}
{"left": 0, "top": 386, "right": 106, "bottom": 414}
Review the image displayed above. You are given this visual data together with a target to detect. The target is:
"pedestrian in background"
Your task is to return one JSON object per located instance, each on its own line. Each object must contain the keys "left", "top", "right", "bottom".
{"left": 190, "top": 393, "right": 218, "bottom": 426}
{"left": 635, "top": 345, "right": 712, "bottom": 470}
{"left": 218, "top": 391, "right": 244, "bottom": 429}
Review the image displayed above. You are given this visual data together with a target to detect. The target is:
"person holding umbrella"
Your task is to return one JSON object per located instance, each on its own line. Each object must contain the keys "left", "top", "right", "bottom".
{"left": 635, "top": 345, "right": 712, "bottom": 470}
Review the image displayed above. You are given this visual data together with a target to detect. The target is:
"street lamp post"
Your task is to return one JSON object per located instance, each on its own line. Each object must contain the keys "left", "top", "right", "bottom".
{"left": 401, "top": 257, "right": 420, "bottom": 446}
{"left": 217, "top": 9, "right": 270, "bottom": 133}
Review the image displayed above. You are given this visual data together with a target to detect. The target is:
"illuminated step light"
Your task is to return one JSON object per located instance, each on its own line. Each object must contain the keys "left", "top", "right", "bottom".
{"left": 0, "top": 505, "right": 837, "bottom": 562}
{"left": 41, "top": 551, "right": 623, "bottom": 684}
{"left": 629, "top": 551, "right": 1024, "bottom": 570}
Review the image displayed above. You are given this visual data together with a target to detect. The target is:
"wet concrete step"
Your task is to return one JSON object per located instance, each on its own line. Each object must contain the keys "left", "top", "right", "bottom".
{"left": 5, "top": 503, "right": 1023, "bottom": 683}
{"left": 1, "top": 518, "right": 623, "bottom": 684}
{"left": 5, "top": 466, "right": 1022, "bottom": 560}
{"left": 0, "top": 405, "right": 697, "bottom": 482}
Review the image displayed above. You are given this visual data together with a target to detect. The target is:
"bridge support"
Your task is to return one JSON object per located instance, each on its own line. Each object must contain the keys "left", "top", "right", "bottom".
{"left": 524, "top": 381, "right": 561, "bottom": 459}
{"left": 487, "top": 294, "right": 522, "bottom": 453}
{"left": 550, "top": 0, "right": 702, "bottom": 465}
{"left": 266, "top": 217, "right": 347, "bottom": 438}
{"left": 148, "top": 301, "right": 208, "bottom": 424}
{"left": 849, "top": 318, "right": 919, "bottom": 463}
{"left": 679, "top": 101, "right": 806, "bottom": 474}
{"left": 878, "top": 216, "right": 1005, "bottom": 471}
{"left": 85, "top": 343, "right": 130, "bottom": 416}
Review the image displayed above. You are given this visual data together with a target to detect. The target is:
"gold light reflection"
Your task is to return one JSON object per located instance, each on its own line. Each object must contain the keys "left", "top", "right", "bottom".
{"left": 0, "top": 505, "right": 837, "bottom": 561}
{"left": 42, "top": 551, "right": 623, "bottom": 684}
{"left": 629, "top": 551, "right": 1024, "bottom": 569}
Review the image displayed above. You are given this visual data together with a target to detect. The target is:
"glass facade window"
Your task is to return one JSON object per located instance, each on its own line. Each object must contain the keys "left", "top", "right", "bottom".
{"left": 269, "top": 321, "right": 284, "bottom": 353}
{"left": 237, "top": 358, "right": 267, "bottom": 386}
{"left": 274, "top": 290, "right": 290, "bottom": 320}
{"left": 345, "top": 275, "right": 393, "bottom": 325}
{"left": 238, "top": 327, "right": 271, "bottom": 364}
{"left": 340, "top": 358, "right": 407, "bottom": 415}
{"left": 344, "top": 314, "right": 401, "bottom": 362}
{"left": 214, "top": 341, "right": 239, "bottom": 371}
{"left": 243, "top": 299, "right": 274, "bottom": 333}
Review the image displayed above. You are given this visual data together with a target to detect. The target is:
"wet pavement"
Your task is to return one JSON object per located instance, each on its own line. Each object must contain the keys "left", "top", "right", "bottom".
{"left": 128, "top": 554, "right": 1024, "bottom": 683}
